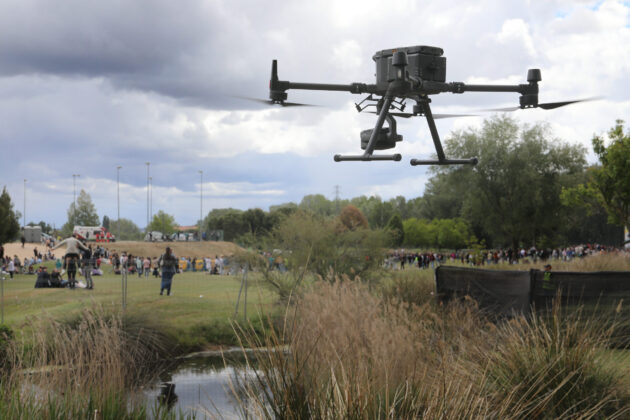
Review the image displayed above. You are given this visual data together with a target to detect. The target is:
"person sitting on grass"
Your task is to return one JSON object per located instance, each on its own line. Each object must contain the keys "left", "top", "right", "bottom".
{"left": 50, "top": 268, "right": 64, "bottom": 287}
{"left": 34, "top": 266, "right": 50, "bottom": 288}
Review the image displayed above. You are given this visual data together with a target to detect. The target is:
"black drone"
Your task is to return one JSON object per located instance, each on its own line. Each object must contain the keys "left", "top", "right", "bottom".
{"left": 253, "top": 45, "right": 592, "bottom": 166}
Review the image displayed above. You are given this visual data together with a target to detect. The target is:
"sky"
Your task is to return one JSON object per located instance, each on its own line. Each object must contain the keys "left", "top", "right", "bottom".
{"left": 1, "top": 0, "right": 629, "bottom": 230}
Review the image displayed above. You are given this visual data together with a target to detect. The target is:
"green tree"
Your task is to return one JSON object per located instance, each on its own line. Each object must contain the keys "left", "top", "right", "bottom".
{"left": 433, "top": 218, "right": 475, "bottom": 249}
{"left": 61, "top": 189, "right": 99, "bottom": 236}
{"left": 204, "top": 208, "right": 249, "bottom": 241}
{"left": 102, "top": 215, "right": 111, "bottom": 231}
{"left": 148, "top": 211, "right": 178, "bottom": 235}
{"left": 350, "top": 195, "right": 395, "bottom": 228}
{"left": 403, "top": 218, "right": 435, "bottom": 248}
{"left": 437, "top": 116, "right": 586, "bottom": 249}
{"left": 590, "top": 120, "right": 630, "bottom": 238}
{"left": 419, "top": 171, "right": 469, "bottom": 220}
{"left": 27, "top": 221, "right": 53, "bottom": 234}
{"left": 243, "top": 208, "right": 267, "bottom": 235}
{"left": 386, "top": 213, "right": 404, "bottom": 246}
{"left": 109, "top": 218, "right": 143, "bottom": 241}
{"left": 299, "top": 194, "right": 334, "bottom": 217}
{"left": 0, "top": 187, "right": 20, "bottom": 244}
{"left": 270, "top": 210, "right": 388, "bottom": 281}
{"left": 560, "top": 167, "right": 623, "bottom": 246}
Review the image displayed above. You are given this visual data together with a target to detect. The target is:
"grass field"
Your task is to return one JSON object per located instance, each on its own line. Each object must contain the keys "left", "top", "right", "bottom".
{"left": 0, "top": 265, "right": 277, "bottom": 349}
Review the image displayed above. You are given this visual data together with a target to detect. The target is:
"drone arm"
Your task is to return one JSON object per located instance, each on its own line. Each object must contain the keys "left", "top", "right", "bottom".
{"left": 285, "top": 82, "right": 376, "bottom": 94}
{"left": 448, "top": 83, "right": 527, "bottom": 94}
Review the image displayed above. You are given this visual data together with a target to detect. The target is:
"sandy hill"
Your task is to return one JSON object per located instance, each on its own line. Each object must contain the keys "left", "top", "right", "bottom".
{"left": 3, "top": 241, "right": 244, "bottom": 260}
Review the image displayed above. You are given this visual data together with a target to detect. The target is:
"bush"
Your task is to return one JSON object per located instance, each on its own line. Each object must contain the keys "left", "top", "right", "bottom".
{"left": 380, "top": 269, "right": 435, "bottom": 306}
{"left": 0, "top": 324, "right": 13, "bottom": 370}
{"left": 476, "top": 305, "right": 629, "bottom": 418}
{"left": 268, "top": 210, "right": 389, "bottom": 281}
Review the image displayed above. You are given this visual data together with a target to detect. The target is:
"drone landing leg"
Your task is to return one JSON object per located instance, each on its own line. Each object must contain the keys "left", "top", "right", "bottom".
{"left": 334, "top": 95, "right": 402, "bottom": 162}
{"left": 410, "top": 102, "right": 478, "bottom": 166}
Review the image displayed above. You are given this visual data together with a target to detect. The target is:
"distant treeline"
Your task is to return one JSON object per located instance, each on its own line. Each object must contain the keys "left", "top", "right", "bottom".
{"left": 204, "top": 117, "right": 625, "bottom": 250}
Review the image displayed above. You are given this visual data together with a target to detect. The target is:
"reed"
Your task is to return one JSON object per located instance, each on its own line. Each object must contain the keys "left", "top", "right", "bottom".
{"left": 234, "top": 279, "right": 630, "bottom": 419}
{"left": 0, "top": 306, "right": 177, "bottom": 418}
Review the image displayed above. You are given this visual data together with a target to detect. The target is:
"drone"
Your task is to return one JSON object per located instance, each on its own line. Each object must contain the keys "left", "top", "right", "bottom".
{"left": 252, "top": 45, "right": 592, "bottom": 166}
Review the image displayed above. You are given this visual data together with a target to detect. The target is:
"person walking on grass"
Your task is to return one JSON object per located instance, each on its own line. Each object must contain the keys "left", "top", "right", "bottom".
{"left": 52, "top": 234, "right": 89, "bottom": 289}
{"left": 82, "top": 244, "right": 94, "bottom": 290}
{"left": 143, "top": 256, "right": 151, "bottom": 279}
{"left": 158, "top": 247, "right": 178, "bottom": 296}
{"left": 136, "top": 256, "right": 143, "bottom": 277}
{"left": 7, "top": 257, "right": 15, "bottom": 279}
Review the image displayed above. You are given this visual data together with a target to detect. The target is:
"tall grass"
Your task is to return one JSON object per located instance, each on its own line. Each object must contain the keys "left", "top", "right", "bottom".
{"left": 0, "top": 307, "right": 178, "bottom": 418}
{"left": 234, "top": 280, "right": 630, "bottom": 419}
{"left": 554, "top": 252, "right": 630, "bottom": 272}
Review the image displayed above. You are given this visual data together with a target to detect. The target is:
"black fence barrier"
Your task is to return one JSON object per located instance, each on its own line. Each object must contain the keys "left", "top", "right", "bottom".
{"left": 435, "top": 266, "right": 531, "bottom": 316}
{"left": 436, "top": 266, "right": 630, "bottom": 316}
{"left": 531, "top": 270, "right": 630, "bottom": 310}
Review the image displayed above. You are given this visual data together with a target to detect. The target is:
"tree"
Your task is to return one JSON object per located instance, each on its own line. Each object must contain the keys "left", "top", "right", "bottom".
{"left": 204, "top": 208, "right": 249, "bottom": 241}
{"left": 433, "top": 218, "right": 475, "bottom": 249}
{"left": 402, "top": 218, "right": 435, "bottom": 248}
{"left": 299, "top": 194, "right": 334, "bottom": 217}
{"left": 419, "top": 171, "right": 470, "bottom": 220}
{"left": 61, "top": 189, "right": 99, "bottom": 236}
{"left": 338, "top": 205, "right": 368, "bottom": 231}
{"left": 243, "top": 208, "right": 267, "bottom": 235}
{"left": 27, "top": 221, "right": 53, "bottom": 234}
{"left": 102, "top": 215, "right": 111, "bottom": 231}
{"left": 386, "top": 213, "right": 404, "bottom": 246}
{"left": 148, "top": 211, "right": 178, "bottom": 235}
{"left": 590, "top": 120, "right": 630, "bottom": 238}
{"left": 270, "top": 210, "right": 388, "bottom": 281}
{"left": 560, "top": 168, "right": 623, "bottom": 246}
{"left": 0, "top": 187, "right": 20, "bottom": 244}
{"left": 435, "top": 116, "right": 586, "bottom": 249}
{"left": 109, "top": 218, "right": 143, "bottom": 241}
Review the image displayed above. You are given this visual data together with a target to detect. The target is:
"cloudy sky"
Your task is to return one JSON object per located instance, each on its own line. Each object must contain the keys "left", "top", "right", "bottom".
{"left": 1, "top": 0, "right": 629, "bottom": 229}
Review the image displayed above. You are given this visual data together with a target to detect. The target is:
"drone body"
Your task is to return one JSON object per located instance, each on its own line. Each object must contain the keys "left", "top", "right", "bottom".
{"left": 260, "top": 45, "right": 589, "bottom": 166}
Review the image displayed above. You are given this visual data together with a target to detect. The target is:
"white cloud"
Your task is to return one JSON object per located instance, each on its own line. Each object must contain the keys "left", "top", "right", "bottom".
{"left": 1, "top": 0, "right": 629, "bottom": 228}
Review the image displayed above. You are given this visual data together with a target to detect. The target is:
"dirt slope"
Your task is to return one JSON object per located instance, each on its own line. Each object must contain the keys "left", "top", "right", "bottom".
{"left": 3, "top": 241, "right": 244, "bottom": 260}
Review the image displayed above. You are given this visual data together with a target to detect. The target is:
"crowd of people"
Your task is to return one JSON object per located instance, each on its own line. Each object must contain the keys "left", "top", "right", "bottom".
{"left": 4, "top": 234, "right": 627, "bottom": 296}
{"left": 386, "top": 243, "right": 628, "bottom": 270}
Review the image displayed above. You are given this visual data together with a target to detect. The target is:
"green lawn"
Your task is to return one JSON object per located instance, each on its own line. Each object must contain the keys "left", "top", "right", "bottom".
{"left": 0, "top": 266, "right": 278, "bottom": 347}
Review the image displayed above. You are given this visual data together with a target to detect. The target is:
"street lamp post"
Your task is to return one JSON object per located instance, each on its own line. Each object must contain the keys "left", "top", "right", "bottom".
{"left": 23, "top": 179, "right": 27, "bottom": 229}
{"left": 117, "top": 166, "right": 122, "bottom": 240}
{"left": 198, "top": 170, "right": 203, "bottom": 241}
{"left": 149, "top": 176, "right": 153, "bottom": 223}
{"left": 145, "top": 162, "right": 150, "bottom": 231}
{"left": 72, "top": 174, "right": 80, "bottom": 222}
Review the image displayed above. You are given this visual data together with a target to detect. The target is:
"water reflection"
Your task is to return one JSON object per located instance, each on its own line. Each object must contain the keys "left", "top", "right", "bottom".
{"left": 144, "top": 351, "right": 252, "bottom": 419}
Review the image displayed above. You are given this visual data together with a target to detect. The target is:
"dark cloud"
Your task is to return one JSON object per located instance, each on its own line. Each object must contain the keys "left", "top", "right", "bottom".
{"left": 0, "top": 0, "right": 627, "bottom": 228}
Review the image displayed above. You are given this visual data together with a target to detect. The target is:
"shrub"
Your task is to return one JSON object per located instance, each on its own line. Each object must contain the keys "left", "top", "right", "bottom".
{"left": 0, "top": 324, "right": 13, "bottom": 370}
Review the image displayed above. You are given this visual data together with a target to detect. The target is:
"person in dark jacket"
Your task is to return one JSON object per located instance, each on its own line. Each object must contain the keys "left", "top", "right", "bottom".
{"left": 158, "top": 247, "right": 178, "bottom": 296}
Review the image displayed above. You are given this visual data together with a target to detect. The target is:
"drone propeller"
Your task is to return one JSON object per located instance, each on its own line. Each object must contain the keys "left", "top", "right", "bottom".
{"left": 368, "top": 111, "right": 476, "bottom": 119}
{"left": 234, "top": 96, "right": 317, "bottom": 107}
{"left": 483, "top": 97, "right": 601, "bottom": 112}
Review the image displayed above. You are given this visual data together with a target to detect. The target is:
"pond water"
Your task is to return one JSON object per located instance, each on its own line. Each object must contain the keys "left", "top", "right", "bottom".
{"left": 143, "top": 349, "right": 256, "bottom": 419}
